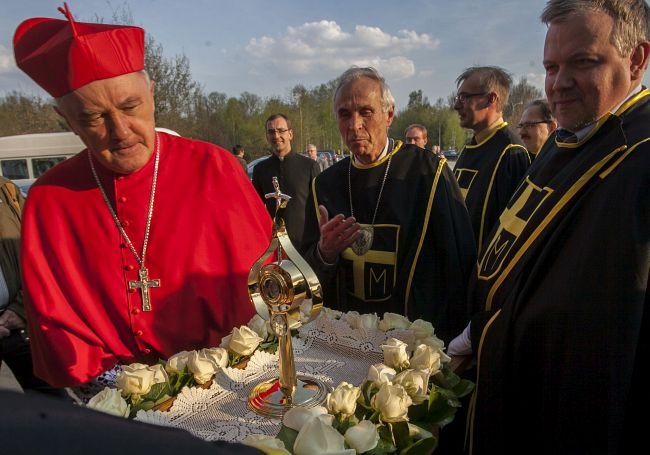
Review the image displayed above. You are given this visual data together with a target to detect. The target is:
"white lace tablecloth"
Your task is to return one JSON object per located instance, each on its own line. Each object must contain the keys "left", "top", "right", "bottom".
{"left": 135, "top": 316, "right": 415, "bottom": 442}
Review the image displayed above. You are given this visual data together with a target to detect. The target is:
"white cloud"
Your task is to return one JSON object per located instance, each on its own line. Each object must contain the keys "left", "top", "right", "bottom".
{"left": 244, "top": 20, "right": 437, "bottom": 80}
{"left": 0, "top": 45, "right": 16, "bottom": 73}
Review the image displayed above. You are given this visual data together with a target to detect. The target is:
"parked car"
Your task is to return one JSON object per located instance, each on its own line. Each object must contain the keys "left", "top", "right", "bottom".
{"left": 246, "top": 156, "right": 269, "bottom": 180}
{"left": 443, "top": 149, "right": 458, "bottom": 159}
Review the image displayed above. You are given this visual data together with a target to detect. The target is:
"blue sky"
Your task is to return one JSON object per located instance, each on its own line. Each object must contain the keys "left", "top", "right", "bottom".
{"left": 1, "top": 0, "right": 648, "bottom": 110}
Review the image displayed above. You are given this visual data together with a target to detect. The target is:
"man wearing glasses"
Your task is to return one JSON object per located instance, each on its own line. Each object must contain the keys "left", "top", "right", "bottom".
{"left": 452, "top": 66, "right": 531, "bottom": 253}
{"left": 517, "top": 99, "right": 557, "bottom": 160}
{"left": 252, "top": 113, "right": 321, "bottom": 249}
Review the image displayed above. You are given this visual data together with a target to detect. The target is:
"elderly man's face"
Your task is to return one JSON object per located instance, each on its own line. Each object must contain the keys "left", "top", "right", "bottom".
{"left": 56, "top": 71, "right": 157, "bottom": 174}
{"left": 543, "top": 10, "right": 638, "bottom": 131}
{"left": 334, "top": 77, "right": 394, "bottom": 164}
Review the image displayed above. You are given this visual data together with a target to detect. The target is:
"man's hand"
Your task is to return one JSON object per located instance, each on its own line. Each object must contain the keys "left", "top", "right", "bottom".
{"left": 317, "top": 205, "right": 361, "bottom": 263}
{"left": 0, "top": 309, "right": 26, "bottom": 339}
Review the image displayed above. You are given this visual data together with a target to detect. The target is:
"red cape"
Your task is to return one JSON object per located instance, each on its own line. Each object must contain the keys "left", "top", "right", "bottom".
{"left": 22, "top": 132, "right": 272, "bottom": 387}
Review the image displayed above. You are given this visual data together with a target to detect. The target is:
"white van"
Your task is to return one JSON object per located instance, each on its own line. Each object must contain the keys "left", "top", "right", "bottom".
{"left": 0, "top": 131, "right": 83, "bottom": 194}
{"left": 0, "top": 128, "right": 181, "bottom": 195}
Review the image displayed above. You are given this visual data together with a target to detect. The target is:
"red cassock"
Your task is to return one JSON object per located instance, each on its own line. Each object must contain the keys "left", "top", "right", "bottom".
{"left": 21, "top": 132, "right": 273, "bottom": 387}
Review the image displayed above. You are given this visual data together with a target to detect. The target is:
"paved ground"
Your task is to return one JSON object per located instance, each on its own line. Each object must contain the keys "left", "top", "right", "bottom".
{"left": 0, "top": 361, "right": 23, "bottom": 392}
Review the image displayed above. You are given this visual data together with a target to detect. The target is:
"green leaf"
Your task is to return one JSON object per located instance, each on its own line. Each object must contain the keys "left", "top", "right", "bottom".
{"left": 399, "top": 436, "right": 437, "bottom": 455}
{"left": 366, "top": 436, "right": 397, "bottom": 454}
{"left": 275, "top": 425, "right": 298, "bottom": 453}
{"left": 390, "top": 421, "right": 412, "bottom": 451}
{"left": 452, "top": 379, "right": 475, "bottom": 399}
{"left": 367, "top": 426, "right": 397, "bottom": 454}
{"left": 407, "top": 402, "right": 429, "bottom": 422}
{"left": 336, "top": 415, "right": 359, "bottom": 434}
{"left": 144, "top": 381, "right": 172, "bottom": 402}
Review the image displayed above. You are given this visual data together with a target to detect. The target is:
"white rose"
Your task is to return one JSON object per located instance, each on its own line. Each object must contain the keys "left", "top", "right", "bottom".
{"left": 200, "top": 347, "right": 229, "bottom": 369}
{"left": 165, "top": 350, "right": 193, "bottom": 373}
{"left": 116, "top": 363, "right": 168, "bottom": 396}
{"left": 87, "top": 387, "right": 130, "bottom": 417}
{"left": 393, "top": 369, "right": 430, "bottom": 405}
{"left": 322, "top": 307, "right": 343, "bottom": 320}
{"left": 282, "top": 405, "right": 329, "bottom": 432}
{"left": 241, "top": 434, "right": 291, "bottom": 454}
{"left": 219, "top": 333, "right": 232, "bottom": 349}
{"left": 381, "top": 338, "right": 410, "bottom": 370}
{"left": 293, "top": 414, "right": 354, "bottom": 455}
{"left": 187, "top": 350, "right": 219, "bottom": 384}
{"left": 227, "top": 325, "right": 264, "bottom": 356}
{"left": 367, "top": 363, "right": 396, "bottom": 386}
{"left": 299, "top": 299, "right": 313, "bottom": 323}
{"left": 409, "top": 344, "right": 442, "bottom": 374}
{"left": 326, "top": 382, "right": 361, "bottom": 416}
{"left": 410, "top": 319, "right": 435, "bottom": 342}
{"left": 340, "top": 311, "right": 361, "bottom": 328}
{"left": 247, "top": 314, "right": 272, "bottom": 341}
{"left": 344, "top": 420, "right": 379, "bottom": 453}
{"left": 352, "top": 313, "right": 380, "bottom": 330}
{"left": 417, "top": 335, "right": 446, "bottom": 352}
{"left": 378, "top": 312, "right": 411, "bottom": 331}
{"left": 370, "top": 383, "right": 412, "bottom": 423}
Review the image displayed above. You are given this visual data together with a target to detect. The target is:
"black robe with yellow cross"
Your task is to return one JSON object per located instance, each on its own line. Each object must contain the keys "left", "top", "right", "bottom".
{"left": 454, "top": 123, "right": 530, "bottom": 253}
{"left": 302, "top": 141, "right": 477, "bottom": 344}
{"left": 466, "top": 90, "right": 650, "bottom": 455}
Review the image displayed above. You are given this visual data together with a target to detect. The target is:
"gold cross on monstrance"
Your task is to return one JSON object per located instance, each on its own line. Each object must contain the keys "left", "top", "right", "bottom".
{"left": 129, "top": 267, "right": 161, "bottom": 311}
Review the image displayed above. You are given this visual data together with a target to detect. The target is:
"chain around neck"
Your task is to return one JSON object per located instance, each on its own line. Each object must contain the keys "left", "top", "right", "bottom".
{"left": 348, "top": 142, "right": 393, "bottom": 226}
{"left": 88, "top": 135, "right": 160, "bottom": 269}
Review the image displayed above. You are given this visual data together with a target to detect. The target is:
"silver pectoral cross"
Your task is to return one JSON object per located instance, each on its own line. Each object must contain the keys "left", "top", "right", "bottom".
{"left": 128, "top": 267, "right": 161, "bottom": 311}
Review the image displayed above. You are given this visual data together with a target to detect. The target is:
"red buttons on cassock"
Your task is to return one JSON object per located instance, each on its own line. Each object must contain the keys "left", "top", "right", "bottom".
{"left": 125, "top": 264, "right": 135, "bottom": 271}
{"left": 118, "top": 196, "right": 127, "bottom": 203}
{"left": 131, "top": 308, "right": 140, "bottom": 315}
{"left": 129, "top": 287, "right": 137, "bottom": 293}
{"left": 122, "top": 220, "right": 130, "bottom": 227}
{"left": 142, "top": 348, "right": 151, "bottom": 354}
{"left": 134, "top": 330, "right": 143, "bottom": 337}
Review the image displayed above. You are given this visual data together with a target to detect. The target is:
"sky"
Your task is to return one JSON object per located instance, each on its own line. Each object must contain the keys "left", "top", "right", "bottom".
{"left": 1, "top": 0, "right": 648, "bottom": 111}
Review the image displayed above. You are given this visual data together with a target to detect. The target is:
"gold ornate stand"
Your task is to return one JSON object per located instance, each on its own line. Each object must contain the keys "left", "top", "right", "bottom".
{"left": 247, "top": 177, "right": 328, "bottom": 418}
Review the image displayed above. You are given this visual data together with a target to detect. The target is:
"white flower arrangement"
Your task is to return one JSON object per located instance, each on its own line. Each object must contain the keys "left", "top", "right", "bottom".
{"left": 239, "top": 317, "right": 474, "bottom": 455}
{"left": 86, "top": 309, "right": 474, "bottom": 454}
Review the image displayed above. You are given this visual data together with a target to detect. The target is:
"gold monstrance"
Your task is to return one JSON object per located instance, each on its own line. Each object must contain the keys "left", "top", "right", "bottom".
{"left": 247, "top": 177, "right": 328, "bottom": 418}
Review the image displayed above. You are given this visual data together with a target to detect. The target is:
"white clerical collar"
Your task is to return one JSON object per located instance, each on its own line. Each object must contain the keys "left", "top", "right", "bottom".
{"left": 560, "top": 84, "right": 643, "bottom": 142}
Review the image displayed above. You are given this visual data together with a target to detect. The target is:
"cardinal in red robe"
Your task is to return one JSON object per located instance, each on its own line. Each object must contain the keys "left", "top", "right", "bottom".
{"left": 14, "top": 4, "right": 272, "bottom": 388}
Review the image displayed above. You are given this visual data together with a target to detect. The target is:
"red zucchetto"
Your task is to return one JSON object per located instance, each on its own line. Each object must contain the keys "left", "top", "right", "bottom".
{"left": 13, "top": 2, "right": 145, "bottom": 98}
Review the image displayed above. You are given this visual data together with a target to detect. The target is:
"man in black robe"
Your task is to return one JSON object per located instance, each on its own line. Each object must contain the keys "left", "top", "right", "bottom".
{"left": 302, "top": 67, "right": 476, "bottom": 345}
{"left": 252, "top": 113, "right": 321, "bottom": 249}
{"left": 454, "top": 1, "right": 650, "bottom": 453}
{"left": 453, "top": 66, "right": 530, "bottom": 253}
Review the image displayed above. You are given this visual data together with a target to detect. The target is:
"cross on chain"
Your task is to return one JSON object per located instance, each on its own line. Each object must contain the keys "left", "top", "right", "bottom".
{"left": 128, "top": 267, "right": 161, "bottom": 311}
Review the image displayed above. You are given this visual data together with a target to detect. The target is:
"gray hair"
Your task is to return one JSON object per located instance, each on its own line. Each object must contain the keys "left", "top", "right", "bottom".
{"left": 541, "top": 0, "right": 650, "bottom": 57}
{"left": 333, "top": 67, "right": 395, "bottom": 113}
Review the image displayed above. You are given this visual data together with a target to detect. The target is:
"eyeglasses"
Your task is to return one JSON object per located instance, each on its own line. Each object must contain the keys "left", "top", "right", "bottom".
{"left": 516, "top": 121, "right": 551, "bottom": 129}
{"left": 454, "top": 92, "right": 488, "bottom": 104}
{"left": 266, "top": 128, "right": 289, "bottom": 135}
